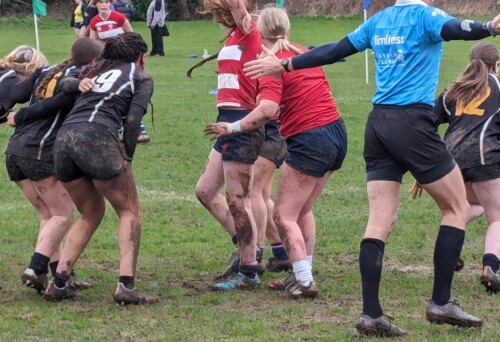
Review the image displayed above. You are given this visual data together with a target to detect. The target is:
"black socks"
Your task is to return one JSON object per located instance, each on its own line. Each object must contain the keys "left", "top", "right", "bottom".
{"left": 359, "top": 238, "right": 385, "bottom": 318}
{"left": 432, "top": 225, "right": 465, "bottom": 306}
{"left": 119, "top": 276, "right": 135, "bottom": 289}
{"left": 29, "top": 252, "right": 50, "bottom": 276}
{"left": 483, "top": 253, "right": 500, "bottom": 273}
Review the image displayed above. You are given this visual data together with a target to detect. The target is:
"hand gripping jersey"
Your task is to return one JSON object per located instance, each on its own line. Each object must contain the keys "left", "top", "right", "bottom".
{"left": 347, "top": 0, "right": 454, "bottom": 106}
{"left": 89, "top": 10, "right": 126, "bottom": 40}
{"left": 5, "top": 65, "right": 80, "bottom": 161}
{"left": 435, "top": 74, "right": 500, "bottom": 169}
{"left": 63, "top": 62, "right": 154, "bottom": 133}
{"left": 217, "top": 21, "right": 261, "bottom": 110}
{"left": 258, "top": 47, "right": 341, "bottom": 139}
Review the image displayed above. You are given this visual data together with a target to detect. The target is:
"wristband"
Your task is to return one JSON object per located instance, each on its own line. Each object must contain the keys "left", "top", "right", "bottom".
{"left": 227, "top": 120, "right": 241, "bottom": 133}
{"left": 486, "top": 20, "right": 496, "bottom": 37}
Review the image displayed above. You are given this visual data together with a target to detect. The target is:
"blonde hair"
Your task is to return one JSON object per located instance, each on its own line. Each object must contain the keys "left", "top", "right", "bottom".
{"left": 257, "top": 6, "right": 302, "bottom": 56}
{"left": 0, "top": 46, "right": 48, "bottom": 78}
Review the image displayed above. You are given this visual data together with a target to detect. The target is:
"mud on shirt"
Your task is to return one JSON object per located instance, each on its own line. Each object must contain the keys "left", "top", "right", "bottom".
{"left": 63, "top": 62, "right": 154, "bottom": 133}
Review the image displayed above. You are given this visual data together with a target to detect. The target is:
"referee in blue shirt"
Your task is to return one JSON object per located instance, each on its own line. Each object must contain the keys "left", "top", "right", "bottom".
{"left": 244, "top": 0, "right": 500, "bottom": 337}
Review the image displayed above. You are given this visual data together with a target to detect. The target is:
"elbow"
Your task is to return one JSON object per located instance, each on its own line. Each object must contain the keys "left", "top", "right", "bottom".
{"left": 260, "top": 101, "right": 279, "bottom": 121}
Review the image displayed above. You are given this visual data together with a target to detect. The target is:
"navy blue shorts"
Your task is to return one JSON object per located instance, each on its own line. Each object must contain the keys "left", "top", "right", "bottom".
{"left": 285, "top": 119, "right": 347, "bottom": 177}
{"left": 6, "top": 154, "right": 54, "bottom": 181}
{"left": 54, "top": 123, "right": 127, "bottom": 182}
{"left": 364, "top": 105, "right": 455, "bottom": 184}
{"left": 213, "top": 109, "right": 264, "bottom": 164}
{"left": 259, "top": 120, "right": 287, "bottom": 168}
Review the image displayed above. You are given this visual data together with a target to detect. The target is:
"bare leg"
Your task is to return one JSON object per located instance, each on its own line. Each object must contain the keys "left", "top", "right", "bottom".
{"left": 32, "top": 177, "right": 74, "bottom": 260}
{"left": 223, "top": 161, "right": 257, "bottom": 264}
{"left": 16, "top": 179, "right": 51, "bottom": 231}
{"left": 195, "top": 149, "right": 235, "bottom": 237}
{"left": 251, "top": 156, "right": 276, "bottom": 246}
{"left": 94, "top": 164, "right": 140, "bottom": 277}
{"left": 464, "top": 182, "right": 484, "bottom": 224}
{"left": 472, "top": 179, "right": 500, "bottom": 258}
{"left": 56, "top": 177, "right": 105, "bottom": 275}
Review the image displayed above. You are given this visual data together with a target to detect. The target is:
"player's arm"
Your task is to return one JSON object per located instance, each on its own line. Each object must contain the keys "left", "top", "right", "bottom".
{"left": 10, "top": 68, "right": 43, "bottom": 104}
{"left": 433, "top": 92, "right": 450, "bottom": 125}
{"left": 89, "top": 29, "right": 98, "bottom": 40}
{"left": 227, "top": 0, "right": 252, "bottom": 34}
{"left": 12, "top": 92, "right": 77, "bottom": 125}
{"left": 244, "top": 37, "right": 359, "bottom": 78}
{"left": 204, "top": 99, "right": 278, "bottom": 138}
{"left": 122, "top": 19, "right": 133, "bottom": 33}
{"left": 122, "top": 77, "right": 154, "bottom": 160}
{"left": 441, "top": 15, "right": 500, "bottom": 40}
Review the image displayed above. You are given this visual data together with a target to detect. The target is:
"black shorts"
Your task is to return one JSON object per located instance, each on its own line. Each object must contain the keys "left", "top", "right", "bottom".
{"left": 259, "top": 120, "right": 287, "bottom": 168}
{"left": 364, "top": 105, "right": 455, "bottom": 184}
{"left": 5, "top": 154, "right": 54, "bottom": 181}
{"left": 286, "top": 119, "right": 347, "bottom": 178}
{"left": 461, "top": 162, "right": 500, "bottom": 183}
{"left": 54, "top": 122, "right": 128, "bottom": 182}
{"left": 213, "top": 109, "right": 264, "bottom": 164}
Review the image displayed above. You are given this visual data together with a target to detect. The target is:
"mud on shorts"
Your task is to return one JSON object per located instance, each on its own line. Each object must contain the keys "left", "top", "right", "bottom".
{"left": 213, "top": 108, "right": 265, "bottom": 164}
{"left": 260, "top": 120, "right": 287, "bottom": 168}
{"left": 54, "top": 122, "right": 128, "bottom": 182}
{"left": 461, "top": 162, "right": 500, "bottom": 183}
{"left": 364, "top": 105, "right": 455, "bottom": 185}
{"left": 285, "top": 119, "right": 347, "bottom": 178}
{"left": 6, "top": 154, "right": 55, "bottom": 181}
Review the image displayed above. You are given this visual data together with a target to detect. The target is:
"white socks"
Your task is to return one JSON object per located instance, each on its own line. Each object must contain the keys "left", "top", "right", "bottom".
{"left": 292, "top": 259, "right": 313, "bottom": 286}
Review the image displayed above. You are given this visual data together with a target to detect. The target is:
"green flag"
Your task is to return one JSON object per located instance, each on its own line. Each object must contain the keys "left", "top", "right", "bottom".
{"left": 33, "top": 0, "right": 47, "bottom": 16}
{"left": 276, "top": 0, "right": 285, "bottom": 8}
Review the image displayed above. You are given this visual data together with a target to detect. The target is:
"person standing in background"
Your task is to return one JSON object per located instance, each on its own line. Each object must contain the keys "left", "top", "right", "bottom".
{"left": 147, "top": 0, "right": 166, "bottom": 57}
{"left": 70, "top": 0, "right": 88, "bottom": 37}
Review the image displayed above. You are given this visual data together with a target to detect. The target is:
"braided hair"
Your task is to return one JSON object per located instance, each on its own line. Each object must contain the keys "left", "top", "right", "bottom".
{"left": 80, "top": 32, "right": 148, "bottom": 79}
{"left": 35, "top": 38, "right": 102, "bottom": 100}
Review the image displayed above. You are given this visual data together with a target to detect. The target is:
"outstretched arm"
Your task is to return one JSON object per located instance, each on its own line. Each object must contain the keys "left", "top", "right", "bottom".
{"left": 244, "top": 37, "right": 359, "bottom": 79}
{"left": 440, "top": 15, "right": 500, "bottom": 41}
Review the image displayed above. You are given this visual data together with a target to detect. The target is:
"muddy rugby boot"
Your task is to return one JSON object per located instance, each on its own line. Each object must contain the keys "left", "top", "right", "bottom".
{"left": 137, "top": 133, "right": 150, "bottom": 143}
{"left": 21, "top": 268, "right": 48, "bottom": 295}
{"left": 212, "top": 272, "right": 261, "bottom": 291}
{"left": 43, "top": 281, "right": 80, "bottom": 301}
{"left": 426, "top": 300, "right": 483, "bottom": 327}
{"left": 480, "top": 266, "right": 500, "bottom": 294}
{"left": 268, "top": 272, "right": 296, "bottom": 291}
{"left": 113, "top": 282, "right": 158, "bottom": 305}
{"left": 455, "top": 257, "right": 464, "bottom": 272}
{"left": 286, "top": 281, "right": 319, "bottom": 299}
{"left": 355, "top": 314, "right": 407, "bottom": 337}
{"left": 67, "top": 274, "right": 92, "bottom": 290}
{"left": 265, "top": 257, "right": 291, "bottom": 272}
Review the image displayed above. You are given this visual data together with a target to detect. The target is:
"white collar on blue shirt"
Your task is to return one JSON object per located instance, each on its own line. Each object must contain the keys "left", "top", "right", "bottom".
{"left": 395, "top": 0, "right": 428, "bottom": 6}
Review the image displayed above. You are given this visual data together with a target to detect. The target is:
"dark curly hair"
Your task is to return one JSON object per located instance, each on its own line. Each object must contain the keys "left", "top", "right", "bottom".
{"left": 80, "top": 32, "right": 148, "bottom": 79}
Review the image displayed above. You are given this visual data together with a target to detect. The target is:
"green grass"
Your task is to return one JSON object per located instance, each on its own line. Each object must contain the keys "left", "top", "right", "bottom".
{"left": 1, "top": 16, "right": 500, "bottom": 341}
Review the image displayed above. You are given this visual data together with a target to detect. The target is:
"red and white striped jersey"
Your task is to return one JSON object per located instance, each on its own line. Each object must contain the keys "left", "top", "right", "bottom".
{"left": 89, "top": 10, "right": 126, "bottom": 40}
{"left": 216, "top": 21, "right": 261, "bottom": 110}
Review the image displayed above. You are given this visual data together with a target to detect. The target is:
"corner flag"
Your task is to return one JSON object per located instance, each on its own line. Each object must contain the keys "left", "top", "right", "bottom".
{"left": 363, "top": 0, "right": 372, "bottom": 10}
{"left": 33, "top": 0, "right": 47, "bottom": 16}
{"left": 276, "top": 0, "right": 285, "bottom": 8}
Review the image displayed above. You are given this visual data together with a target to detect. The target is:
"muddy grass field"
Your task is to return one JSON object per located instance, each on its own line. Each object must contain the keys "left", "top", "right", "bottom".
{"left": 0, "top": 16, "right": 499, "bottom": 341}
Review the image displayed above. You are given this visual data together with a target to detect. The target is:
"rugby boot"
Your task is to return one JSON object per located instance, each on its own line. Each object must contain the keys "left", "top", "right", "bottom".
{"left": 67, "top": 273, "right": 92, "bottom": 290}
{"left": 137, "top": 133, "right": 150, "bottom": 143}
{"left": 212, "top": 272, "right": 261, "bottom": 291}
{"left": 286, "top": 281, "right": 319, "bottom": 299}
{"left": 265, "top": 257, "right": 291, "bottom": 272}
{"left": 21, "top": 268, "right": 48, "bottom": 295}
{"left": 113, "top": 282, "right": 159, "bottom": 305}
{"left": 355, "top": 314, "right": 407, "bottom": 337}
{"left": 218, "top": 250, "right": 240, "bottom": 279}
{"left": 268, "top": 272, "right": 296, "bottom": 291}
{"left": 43, "top": 281, "right": 80, "bottom": 302}
{"left": 426, "top": 300, "right": 483, "bottom": 327}
{"left": 480, "top": 266, "right": 500, "bottom": 294}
